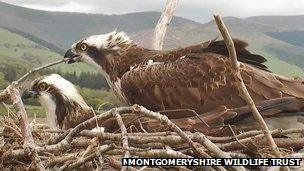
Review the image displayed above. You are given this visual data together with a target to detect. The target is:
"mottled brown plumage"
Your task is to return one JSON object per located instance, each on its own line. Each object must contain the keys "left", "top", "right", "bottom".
{"left": 119, "top": 41, "right": 304, "bottom": 118}
{"left": 64, "top": 31, "right": 304, "bottom": 123}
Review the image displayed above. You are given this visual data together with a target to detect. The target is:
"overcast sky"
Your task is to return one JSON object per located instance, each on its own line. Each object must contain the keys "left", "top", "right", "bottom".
{"left": 2, "top": 0, "right": 304, "bottom": 23}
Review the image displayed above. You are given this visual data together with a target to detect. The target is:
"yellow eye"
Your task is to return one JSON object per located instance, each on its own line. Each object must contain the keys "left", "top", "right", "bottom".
{"left": 80, "top": 43, "right": 88, "bottom": 51}
{"left": 39, "top": 82, "right": 48, "bottom": 91}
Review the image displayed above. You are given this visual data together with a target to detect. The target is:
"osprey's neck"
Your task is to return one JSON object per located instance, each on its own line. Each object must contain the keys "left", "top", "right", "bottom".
{"left": 105, "top": 45, "right": 155, "bottom": 80}
{"left": 39, "top": 91, "right": 91, "bottom": 129}
{"left": 38, "top": 92, "right": 58, "bottom": 129}
{"left": 97, "top": 44, "right": 156, "bottom": 103}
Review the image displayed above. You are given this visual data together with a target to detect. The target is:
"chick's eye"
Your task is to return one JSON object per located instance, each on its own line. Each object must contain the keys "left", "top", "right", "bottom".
{"left": 80, "top": 43, "right": 88, "bottom": 51}
{"left": 39, "top": 83, "right": 48, "bottom": 90}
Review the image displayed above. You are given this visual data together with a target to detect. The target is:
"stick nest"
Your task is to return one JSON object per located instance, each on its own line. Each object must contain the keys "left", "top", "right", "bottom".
{"left": 1, "top": 105, "right": 304, "bottom": 171}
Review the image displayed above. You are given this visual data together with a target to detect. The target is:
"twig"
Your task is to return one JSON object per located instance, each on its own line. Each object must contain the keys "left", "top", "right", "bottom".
{"left": 79, "top": 137, "right": 98, "bottom": 159}
{"left": 158, "top": 109, "right": 210, "bottom": 127}
{"left": 16, "top": 59, "right": 67, "bottom": 84}
{"left": 112, "top": 108, "right": 130, "bottom": 171}
{"left": 227, "top": 124, "right": 252, "bottom": 152}
{"left": 213, "top": 14, "right": 282, "bottom": 158}
{"left": 62, "top": 144, "right": 114, "bottom": 170}
{"left": 218, "top": 138, "right": 304, "bottom": 151}
{"left": 44, "top": 153, "right": 76, "bottom": 168}
{"left": 3, "top": 125, "right": 22, "bottom": 139}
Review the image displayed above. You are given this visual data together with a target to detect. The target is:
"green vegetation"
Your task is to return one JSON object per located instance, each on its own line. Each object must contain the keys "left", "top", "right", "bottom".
{"left": 0, "top": 104, "right": 45, "bottom": 118}
{"left": 267, "top": 31, "right": 304, "bottom": 48}
{"left": 0, "top": 27, "right": 96, "bottom": 74}
{"left": 266, "top": 56, "right": 304, "bottom": 78}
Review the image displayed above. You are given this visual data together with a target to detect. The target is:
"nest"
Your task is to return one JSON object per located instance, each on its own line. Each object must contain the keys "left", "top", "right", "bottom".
{"left": 1, "top": 105, "right": 304, "bottom": 171}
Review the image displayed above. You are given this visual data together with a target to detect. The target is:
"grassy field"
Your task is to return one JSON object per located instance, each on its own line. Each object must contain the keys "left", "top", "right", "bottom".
{"left": 0, "top": 104, "right": 45, "bottom": 118}
{"left": 0, "top": 28, "right": 96, "bottom": 74}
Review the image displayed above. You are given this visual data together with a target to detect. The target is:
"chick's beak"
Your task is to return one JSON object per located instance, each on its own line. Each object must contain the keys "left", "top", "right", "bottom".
{"left": 22, "top": 90, "right": 38, "bottom": 100}
{"left": 64, "top": 49, "right": 80, "bottom": 64}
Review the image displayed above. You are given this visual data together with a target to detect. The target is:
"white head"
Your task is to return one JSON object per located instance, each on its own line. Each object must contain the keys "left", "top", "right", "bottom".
{"left": 41, "top": 74, "right": 87, "bottom": 106}
{"left": 64, "top": 30, "right": 132, "bottom": 69}
{"left": 22, "top": 74, "right": 89, "bottom": 129}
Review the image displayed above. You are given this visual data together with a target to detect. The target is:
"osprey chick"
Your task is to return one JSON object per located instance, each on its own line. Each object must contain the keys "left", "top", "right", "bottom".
{"left": 22, "top": 74, "right": 94, "bottom": 129}
{"left": 63, "top": 30, "right": 304, "bottom": 120}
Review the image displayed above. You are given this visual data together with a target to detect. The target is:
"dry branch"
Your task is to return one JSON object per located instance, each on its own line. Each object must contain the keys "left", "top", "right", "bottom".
{"left": 8, "top": 86, "right": 45, "bottom": 170}
{"left": 62, "top": 144, "right": 114, "bottom": 170}
{"left": 16, "top": 58, "right": 67, "bottom": 84}
{"left": 112, "top": 109, "right": 130, "bottom": 171}
{"left": 213, "top": 14, "right": 282, "bottom": 158}
{"left": 151, "top": 0, "right": 178, "bottom": 50}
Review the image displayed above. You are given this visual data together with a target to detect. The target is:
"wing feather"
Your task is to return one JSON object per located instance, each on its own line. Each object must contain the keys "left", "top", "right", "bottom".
{"left": 121, "top": 52, "right": 304, "bottom": 119}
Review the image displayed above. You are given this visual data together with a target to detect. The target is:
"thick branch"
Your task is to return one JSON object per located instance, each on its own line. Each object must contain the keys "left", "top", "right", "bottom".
{"left": 63, "top": 144, "right": 114, "bottom": 170}
{"left": 8, "top": 86, "right": 45, "bottom": 170}
{"left": 151, "top": 0, "right": 178, "bottom": 50}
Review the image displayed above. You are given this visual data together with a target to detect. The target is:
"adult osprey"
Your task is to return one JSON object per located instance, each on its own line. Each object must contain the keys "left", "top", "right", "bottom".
{"left": 64, "top": 30, "right": 304, "bottom": 119}
{"left": 22, "top": 74, "right": 94, "bottom": 129}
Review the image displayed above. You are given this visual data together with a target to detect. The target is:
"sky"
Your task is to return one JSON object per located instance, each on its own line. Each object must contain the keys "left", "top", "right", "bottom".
{"left": 1, "top": 0, "right": 304, "bottom": 23}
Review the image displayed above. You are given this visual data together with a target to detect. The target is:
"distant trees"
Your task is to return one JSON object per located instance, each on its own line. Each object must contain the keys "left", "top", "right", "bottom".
{"left": 0, "top": 64, "right": 26, "bottom": 82}
{"left": 0, "top": 72, "right": 9, "bottom": 89}
{"left": 0, "top": 62, "right": 109, "bottom": 90}
{"left": 3, "top": 67, "right": 17, "bottom": 82}
{"left": 38, "top": 69, "right": 109, "bottom": 90}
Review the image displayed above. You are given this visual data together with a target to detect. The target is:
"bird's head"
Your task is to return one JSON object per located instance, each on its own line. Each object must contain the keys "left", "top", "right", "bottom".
{"left": 64, "top": 30, "right": 131, "bottom": 69}
{"left": 22, "top": 74, "right": 90, "bottom": 129}
{"left": 23, "top": 74, "right": 86, "bottom": 105}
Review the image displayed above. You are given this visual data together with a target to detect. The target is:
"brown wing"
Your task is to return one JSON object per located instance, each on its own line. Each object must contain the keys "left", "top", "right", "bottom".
{"left": 121, "top": 52, "right": 304, "bottom": 119}
{"left": 61, "top": 105, "right": 94, "bottom": 129}
{"left": 151, "top": 38, "right": 268, "bottom": 71}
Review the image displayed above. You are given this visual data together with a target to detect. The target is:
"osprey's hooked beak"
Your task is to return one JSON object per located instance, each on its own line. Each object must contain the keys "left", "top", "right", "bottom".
{"left": 22, "top": 90, "right": 39, "bottom": 100}
{"left": 64, "top": 49, "right": 81, "bottom": 64}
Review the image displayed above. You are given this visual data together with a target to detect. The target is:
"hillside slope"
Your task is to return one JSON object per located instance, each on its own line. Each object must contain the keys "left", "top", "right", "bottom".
{"left": 0, "top": 1, "right": 201, "bottom": 48}
{"left": 247, "top": 15, "right": 304, "bottom": 30}
{"left": 0, "top": 27, "right": 95, "bottom": 74}
{"left": 266, "top": 31, "right": 304, "bottom": 47}
{"left": 0, "top": 2, "right": 303, "bottom": 78}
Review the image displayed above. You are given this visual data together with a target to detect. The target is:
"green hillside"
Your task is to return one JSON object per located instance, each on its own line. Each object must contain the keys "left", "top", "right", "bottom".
{"left": 247, "top": 15, "right": 304, "bottom": 30}
{"left": 267, "top": 31, "right": 304, "bottom": 47}
{"left": 0, "top": 27, "right": 95, "bottom": 74}
{"left": 0, "top": 1, "right": 201, "bottom": 48}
